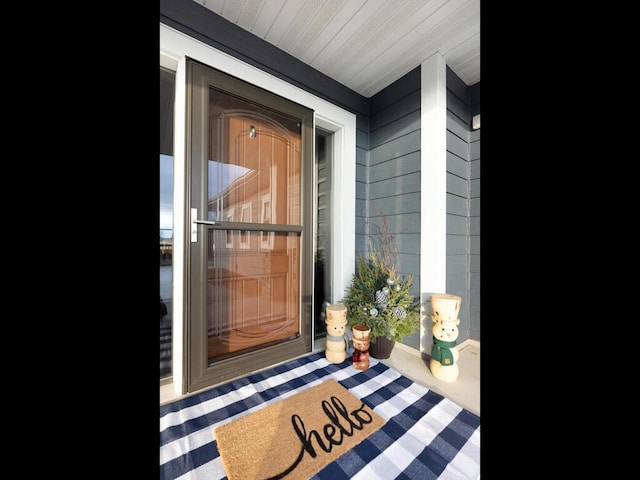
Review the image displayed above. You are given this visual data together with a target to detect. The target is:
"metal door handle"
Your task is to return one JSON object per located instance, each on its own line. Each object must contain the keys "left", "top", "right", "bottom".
{"left": 193, "top": 219, "right": 217, "bottom": 225}
{"left": 190, "top": 209, "right": 222, "bottom": 241}
{"left": 191, "top": 208, "right": 201, "bottom": 242}
{"left": 191, "top": 208, "right": 302, "bottom": 242}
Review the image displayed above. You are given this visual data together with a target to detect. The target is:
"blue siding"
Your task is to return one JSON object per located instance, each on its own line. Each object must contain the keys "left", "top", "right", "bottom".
{"left": 469, "top": 82, "right": 480, "bottom": 341}
{"left": 446, "top": 67, "right": 480, "bottom": 344}
{"left": 368, "top": 67, "right": 422, "bottom": 349}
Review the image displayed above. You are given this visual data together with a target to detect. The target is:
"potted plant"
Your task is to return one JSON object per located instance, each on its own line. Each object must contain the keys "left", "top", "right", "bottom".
{"left": 340, "top": 249, "right": 422, "bottom": 358}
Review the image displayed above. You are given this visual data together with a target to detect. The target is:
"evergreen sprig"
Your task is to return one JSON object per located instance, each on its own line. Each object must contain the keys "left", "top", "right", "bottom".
{"left": 341, "top": 250, "right": 421, "bottom": 342}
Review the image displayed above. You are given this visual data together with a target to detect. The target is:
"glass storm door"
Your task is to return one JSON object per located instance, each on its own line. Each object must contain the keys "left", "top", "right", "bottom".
{"left": 187, "top": 59, "right": 313, "bottom": 392}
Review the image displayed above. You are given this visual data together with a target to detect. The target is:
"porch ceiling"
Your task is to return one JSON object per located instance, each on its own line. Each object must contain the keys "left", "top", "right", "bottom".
{"left": 192, "top": 0, "right": 480, "bottom": 97}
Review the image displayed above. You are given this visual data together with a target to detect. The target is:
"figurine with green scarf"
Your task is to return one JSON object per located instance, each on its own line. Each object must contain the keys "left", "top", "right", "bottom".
{"left": 429, "top": 293, "right": 462, "bottom": 383}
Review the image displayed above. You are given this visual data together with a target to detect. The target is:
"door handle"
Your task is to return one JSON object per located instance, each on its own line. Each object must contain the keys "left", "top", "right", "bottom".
{"left": 191, "top": 208, "right": 201, "bottom": 242}
{"left": 191, "top": 208, "right": 221, "bottom": 242}
{"left": 191, "top": 207, "right": 302, "bottom": 242}
{"left": 190, "top": 208, "right": 219, "bottom": 242}
{"left": 193, "top": 220, "right": 218, "bottom": 225}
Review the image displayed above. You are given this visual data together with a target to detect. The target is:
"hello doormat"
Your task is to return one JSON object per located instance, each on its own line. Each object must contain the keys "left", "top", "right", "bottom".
{"left": 213, "top": 379, "right": 386, "bottom": 480}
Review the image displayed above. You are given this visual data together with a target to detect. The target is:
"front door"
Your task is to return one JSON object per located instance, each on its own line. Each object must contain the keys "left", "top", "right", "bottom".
{"left": 186, "top": 59, "right": 314, "bottom": 393}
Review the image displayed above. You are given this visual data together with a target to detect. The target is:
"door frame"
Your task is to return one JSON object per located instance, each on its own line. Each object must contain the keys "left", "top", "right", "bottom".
{"left": 161, "top": 23, "right": 356, "bottom": 396}
{"left": 186, "top": 58, "right": 314, "bottom": 392}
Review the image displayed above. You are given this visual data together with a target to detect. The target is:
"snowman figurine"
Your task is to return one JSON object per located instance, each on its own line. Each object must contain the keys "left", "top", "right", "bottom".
{"left": 429, "top": 318, "right": 460, "bottom": 382}
{"left": 324, "top": 304, "right": 353, "bottom": 363}
{"left": 325, "top": 321, "right": 352, "bottom": 363}
{"left": 428, "top": 293, "right": 462, "bottom": 383}
{"left": 430, "top": 317, "right": 460, "bottom": 382}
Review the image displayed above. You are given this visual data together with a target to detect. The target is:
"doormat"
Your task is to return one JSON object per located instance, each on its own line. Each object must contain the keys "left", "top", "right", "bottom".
{"left": 213, "top": 379, "right": 386, "bottom": 480}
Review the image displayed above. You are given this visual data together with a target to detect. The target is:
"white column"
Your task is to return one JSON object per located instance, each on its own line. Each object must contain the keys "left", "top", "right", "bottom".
{"left": 419, "top": 53, "right": 447, "bottom": 353}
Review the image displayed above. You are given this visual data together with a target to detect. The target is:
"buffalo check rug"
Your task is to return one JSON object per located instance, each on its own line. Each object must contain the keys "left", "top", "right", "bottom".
{"left": 159, "top": 352, "right": 480, "bottom": 480}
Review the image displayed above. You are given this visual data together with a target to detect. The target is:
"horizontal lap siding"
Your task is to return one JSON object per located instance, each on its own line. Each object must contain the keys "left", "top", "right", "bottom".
{"left": 469, "top": 81, "right": 480, "bottom": 341}
{"left": 355, "top": 113, "right": 370, "bottom": 255}
{"left": 355, "top": 142, "right": 367, "bottom": 254}
{"left": 446, "top": 67, "right": 473, "bottom": 343}
{"left": 368, "top": 67, "right": 421, "bottom": 349}
{"left": 469, "top": 118, "right": 480, "bottom": 340}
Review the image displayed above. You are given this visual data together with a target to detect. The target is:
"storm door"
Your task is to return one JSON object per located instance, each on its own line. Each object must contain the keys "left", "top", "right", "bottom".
{"left": 187, "top": 59, "right": 313, "bottom": 392}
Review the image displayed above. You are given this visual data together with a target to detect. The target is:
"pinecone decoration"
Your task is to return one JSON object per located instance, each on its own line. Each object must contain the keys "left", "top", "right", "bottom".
{"left": 375, "top": 289, "right": 388, "bottom": 308}
{"left": 392, "top": 306, "right": 407, "bottom": 318}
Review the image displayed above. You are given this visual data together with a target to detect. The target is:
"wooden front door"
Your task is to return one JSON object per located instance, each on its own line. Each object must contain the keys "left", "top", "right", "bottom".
{"left": 187, "top": 59, "right": 313, "bottom": 392}
{"left": 206, "top": 113, "right": 300, "bottom": 358}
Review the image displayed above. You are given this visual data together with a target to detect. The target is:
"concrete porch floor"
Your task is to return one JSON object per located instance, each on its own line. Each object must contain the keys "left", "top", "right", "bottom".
{"left": 378, "top": 339, "right": 480, "bottom": 416}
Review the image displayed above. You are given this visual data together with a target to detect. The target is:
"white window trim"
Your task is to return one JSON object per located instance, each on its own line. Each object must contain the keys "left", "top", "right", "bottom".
{"left": 160, "top": 23, "right": 356, "bottom": 395}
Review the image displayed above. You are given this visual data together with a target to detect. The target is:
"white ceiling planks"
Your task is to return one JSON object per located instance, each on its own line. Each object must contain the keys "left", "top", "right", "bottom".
{"left": 194, "top": 0, "right": 480, "bottom": 96}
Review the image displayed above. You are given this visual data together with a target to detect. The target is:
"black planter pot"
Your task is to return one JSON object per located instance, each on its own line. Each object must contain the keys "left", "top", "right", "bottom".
{"left": 369, "top": 336, "right": 396, "bottom": 359}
